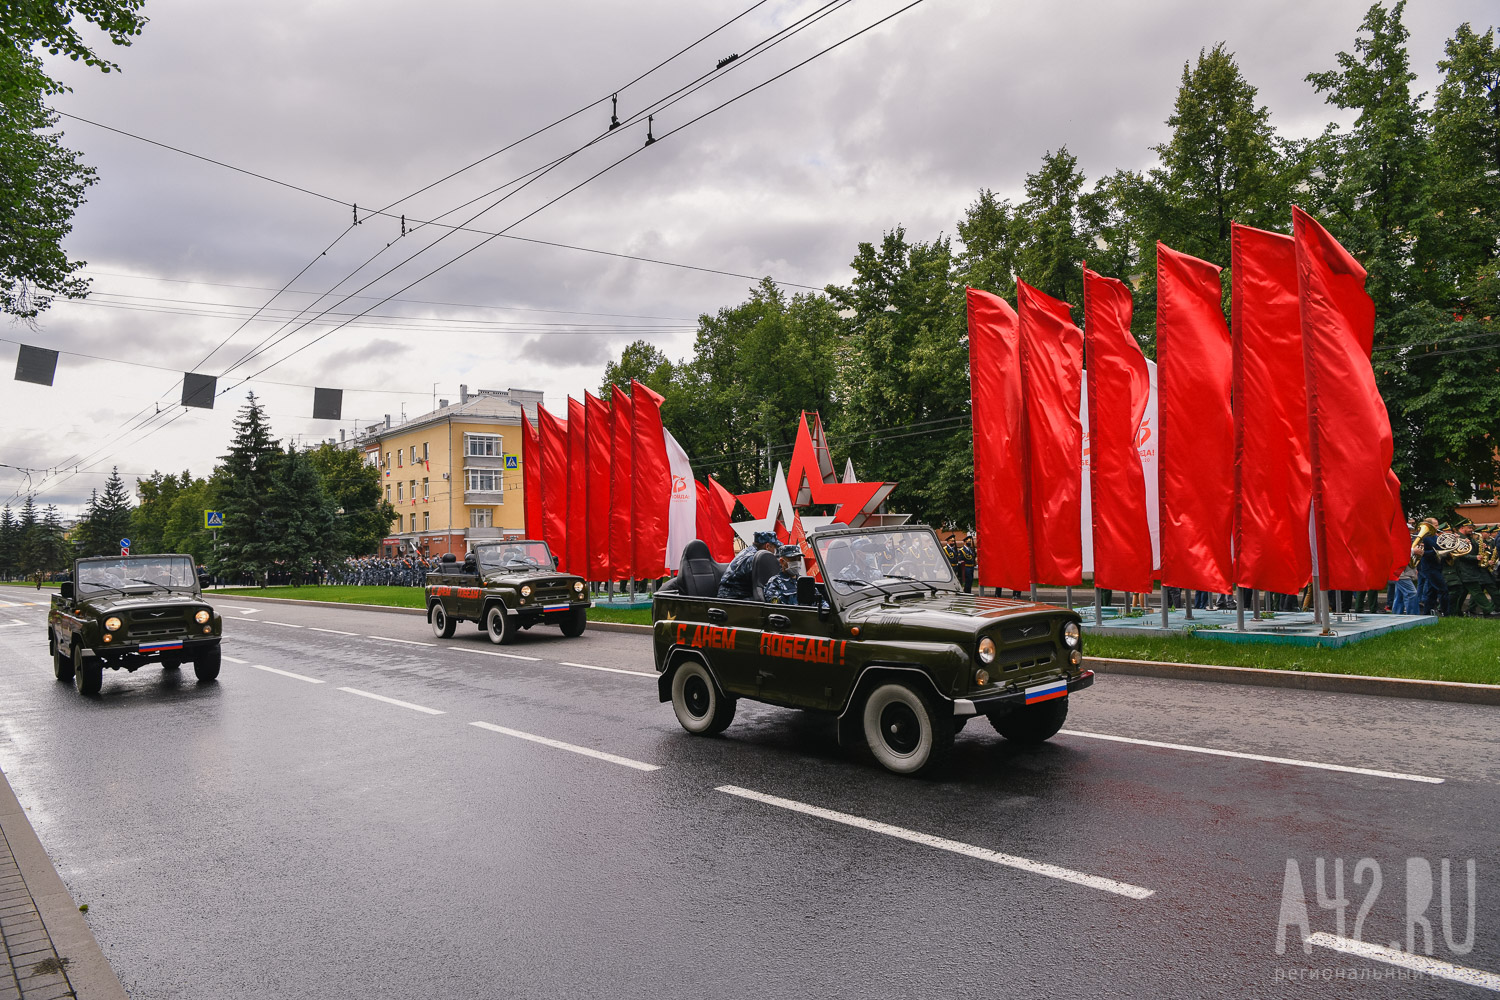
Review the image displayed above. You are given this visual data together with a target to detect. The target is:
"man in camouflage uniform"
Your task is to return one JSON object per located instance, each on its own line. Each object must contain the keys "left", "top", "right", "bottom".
{"left": 1451, "top": 521, "right": 1496, "bottom": 617}
{"left": 763, "top": 544, "right": 804, "bottom": 605}
{"left": 717, "top": 531, "right": 778, "bottom": 600}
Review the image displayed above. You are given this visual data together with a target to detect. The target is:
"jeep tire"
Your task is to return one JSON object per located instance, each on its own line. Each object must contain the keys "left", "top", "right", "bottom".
{"left": 193, "top": 646, "right": 222, "bottom": 683}
{"left": 862, "top": 682, "right": 953, "bottom": 776}
{"left": 671, "top": 660, "right": 736, "bottom": 735}
{"left": 989, "top": 697, "right": 1068, "bottom": 745}
{"left": 485, "top": 604, "right": 514, "bottom": 645}
{"left": 72, "top": 643, "right": 102, "bottom": 696}
{"left": 52, "top": 632, "right": 73, "bottom": 682}
{"left": 559, "top": 607, "right": 587, "bottom": 637}
{"left": 431, "top": 602, "right": 456, "bottom": 639}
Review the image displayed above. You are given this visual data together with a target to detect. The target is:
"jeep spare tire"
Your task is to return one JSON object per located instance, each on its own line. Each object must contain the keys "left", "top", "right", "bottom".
{"left": 862, "top": 682, "right": 953, "bottom": 776}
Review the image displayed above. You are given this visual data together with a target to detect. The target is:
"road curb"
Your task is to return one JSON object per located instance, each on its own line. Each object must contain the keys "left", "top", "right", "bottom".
{"left": 0, "top": 766, "right": 129, "bottom": 1000}
{"left": 1086, "top": 656, "right": 1500, "bottom": 706}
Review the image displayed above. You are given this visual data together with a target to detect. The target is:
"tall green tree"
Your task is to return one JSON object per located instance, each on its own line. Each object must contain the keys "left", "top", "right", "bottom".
{"left": 16, "top": 496, "right": 40, "bottom": 574}
{"left": 264, "top": 445, "right": 337, "bottom": 584}
{"left": 35, "top": 504, "right": 70, "bottom": 572}
{"left": 132, "top": 470, "right": 187, "bottom": 554}
{"left": 306, "top": 444, "right": 394, "bottom": 557}
{"left": 1, "top": 0, "right": 148, "bottom": 318}
{"left": 213, "top": 393, "right": 282, "bottom": 583}
{"left": 0, "top": 506, "right": 19, "bottom": 579}
{"left": 163, "top": 476, "right": 215, "bottom": 565}
{"left": 1011, "top": 147, "right": 1097, "bottom": 312}
{"left": 76, "top": 466, "right": 133, "bottom": 556}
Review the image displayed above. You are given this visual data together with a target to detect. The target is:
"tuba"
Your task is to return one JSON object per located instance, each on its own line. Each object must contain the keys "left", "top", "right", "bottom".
{"left": 1411, "top": 521, "right": 1436, "bottom": 566}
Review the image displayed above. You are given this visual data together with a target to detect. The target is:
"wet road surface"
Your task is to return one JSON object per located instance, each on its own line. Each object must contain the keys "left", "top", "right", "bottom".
{"left": 0, "top": 592, "right": 1496, "bottom": 998}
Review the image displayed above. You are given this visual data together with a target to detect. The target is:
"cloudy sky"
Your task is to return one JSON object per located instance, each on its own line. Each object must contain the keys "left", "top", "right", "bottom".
{"left": 2, "top": 0, "right": 1491, "bottom": 514}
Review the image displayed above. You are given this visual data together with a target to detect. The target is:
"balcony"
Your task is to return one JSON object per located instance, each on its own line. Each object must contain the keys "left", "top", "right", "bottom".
{"left": 464, "top": 490, "right": 505, "bottom": 505}
{"left": 466, "top": 526, "right": 504, "bottom": 540}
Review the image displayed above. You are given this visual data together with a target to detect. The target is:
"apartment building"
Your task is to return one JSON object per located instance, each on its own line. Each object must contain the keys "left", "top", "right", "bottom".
{"left": 347, "top": 386, "right": 542, "bottom": 559}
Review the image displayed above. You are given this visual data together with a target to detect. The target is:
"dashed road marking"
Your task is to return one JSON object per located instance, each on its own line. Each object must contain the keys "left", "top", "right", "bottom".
{"left": 1058, "top": 729, "right": 1444, "bottom": 784}
{"left": 308, "top": 627, "right": 357, "bottom": 636}
{"left": 222, "top": 656, "right": 249, "bottom": 664}
{"left": 454, "top": 648, "right": 539, "bottom": 662}
{"left": 263, "top": 620, "right": 304, "bottom": 629}
{"left": 1308, "top": 933, "right": 1499, "bottom": 991}
{"left": 470, "top": 721, "right": 659, "bottom": 771}
{"left": 338, "top": 687, "right": 444, "bottom": 715}
{"left": 716, "top": 784, "right": 1154, "bottom": 900}
{"left": 366, "top": 635, "right": 432, "bottom": 647}
{"left": 0, "top": 620, "right": 27, "bottom": 628}
{"left": 560, "top": 661, "right": 656, "bottom": 678}
{"left": 252, "top": 664, "right": 324, "bottom": 684}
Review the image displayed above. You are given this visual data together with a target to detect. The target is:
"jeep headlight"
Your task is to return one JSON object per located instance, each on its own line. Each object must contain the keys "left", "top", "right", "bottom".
{"left": 104, "top": 616, "right": 122, "bottom": 632}
{"left": 194, "top": 610, "right": 211, "bottom": 624}
{"left": 1062, "top": 622, "right": 1080, "bottom": 647}
{"left": 977, "top": 636, "right": 996, "bottom": 664}
{"left": 974, "top": 667, "right": 990, "bottom": 687}
{"left": 521, "top": 585, "right": 532, "bottom": 597}
{"left": 573, "top": 581, "right": 585, "bottom": 594}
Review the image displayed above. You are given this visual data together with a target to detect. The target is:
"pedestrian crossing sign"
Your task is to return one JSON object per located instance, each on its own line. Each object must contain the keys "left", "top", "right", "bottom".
{"left": 504, "top": 455, "right": 519, "bottom": 470}
{"left": 205, "top": 510, "right": 224, "bottom": 528}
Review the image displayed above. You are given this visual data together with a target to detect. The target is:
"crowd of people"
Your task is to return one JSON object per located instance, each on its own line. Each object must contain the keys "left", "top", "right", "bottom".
{"left": 323, "top": 556, "right": 431, "bottom": 587}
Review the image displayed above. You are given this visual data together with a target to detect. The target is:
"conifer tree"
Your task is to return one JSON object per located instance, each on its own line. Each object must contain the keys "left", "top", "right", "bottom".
{"left": 213, "top": 393, "right": 281, "bottom": 584}
{"left": 0, "top": 506, "right": 18, "bottom": 580}
{"left": 265, "top": 445, "right": 338, "bottom": 584}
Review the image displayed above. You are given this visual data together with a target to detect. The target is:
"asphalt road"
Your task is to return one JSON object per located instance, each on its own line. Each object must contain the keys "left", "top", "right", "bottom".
{"left": 0, "top": 590, "right": 1496, "bottom": 999}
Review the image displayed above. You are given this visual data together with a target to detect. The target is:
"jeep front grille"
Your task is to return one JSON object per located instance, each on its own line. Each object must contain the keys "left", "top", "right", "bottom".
{"left": 999, "top": 642, "right": 1054, "bottom": 672}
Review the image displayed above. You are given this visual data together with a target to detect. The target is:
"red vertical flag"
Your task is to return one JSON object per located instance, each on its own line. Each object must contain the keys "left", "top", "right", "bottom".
{"left": 1385, "top": 470, "right": 1409, "bottom": 583}
{"left": 584, "top": 391, "right": 612, "bottom": 581}
{"left": 566, "top": 397, "right": 588, "bottom": 577}
{"left": 609, "top": 385, "right": 634, "bottom": 580}
{"left": 1017, "top": 280, "right": 1084, "bottom": 586}
{"left": 630, "top": 379, "right": 671, "bottom": 579}
{"left": 1231, "top": 223, "right": 1312, "bottom": 595}
{"left": 1157, "top": 242, "right": 1233, "bottom": 594}
{"left": 537, "top": 405, "right": 569, "bottom": 569}
{"left": 695, "top": 481, "right": 736, "bottom": 562}
{"left": 1082, "top": 267, "right": 1153, "bottom": 593}
{"left": 520, "top": 410, "right": 542, "bottom": 541}
{"left": 1294, "top": 205, "right": 1397, "bottom": 591}
{"left": 966, "top": 287, "right": 1032, "bottom": 592}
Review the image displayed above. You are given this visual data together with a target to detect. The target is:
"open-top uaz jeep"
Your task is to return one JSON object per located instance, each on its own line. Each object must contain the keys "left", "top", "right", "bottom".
{"left": 425, "top": 540, "right": 591, "bottom": 643}
{"left": 48, "top": 554, "right": 223, "bottom": 695}
{"left": 652, "top": 525, "right": 1092, "bottom": 775}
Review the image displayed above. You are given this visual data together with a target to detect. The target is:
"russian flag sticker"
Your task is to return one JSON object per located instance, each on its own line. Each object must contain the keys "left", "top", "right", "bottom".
{"left": 1024, "top": 679, "right": 1067, "bottom": 705}
{"left": 140, "top": 640, "right": 184, "bottom": 652}
{"left": 542, "top": 603, "right": 569, "bottom": 612}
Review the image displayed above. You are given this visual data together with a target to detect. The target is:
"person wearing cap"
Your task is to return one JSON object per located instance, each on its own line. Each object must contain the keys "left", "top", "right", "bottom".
{"left": 1451, "top": 521, "right": 1496, "bottom": 617}
{"left": 717, "top": 530, "right": 779, "bottom": 599}
{"left": 763, "top": 544, "right": 804, "bottom": 605}
{"left": 1415, "top": 516, "right": 1449, "bottom": 615}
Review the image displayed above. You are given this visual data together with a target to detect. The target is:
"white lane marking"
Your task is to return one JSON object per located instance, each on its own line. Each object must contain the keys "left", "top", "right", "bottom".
{"left": 263, "top": 620, "right": 304, "bottom": 629}
{"left": 560, "top": 661, "right": 656, "bottom": 678}
{"left": 454, "top": 647, "right": 539, "bottom": 662}
{"left": 251, "top": 664, "right": 324, "bottom": 684}
{"left": 716, "top": 785, "right": 1154, "bottom": 900}
{"left": 0, "top": 620, "right": 27, "bottom": 628}
{"left": 220, "top": 606, "right": 260, "bottom": 614}
{"left": 366, "top": 635, "right": 433, "bottom": 646}
{"left": 222, "top": 656, "right": 249, "bottom": 664}
{"left": 0, "top": 600, "right": 17, "bottom": 607}
{"left": 469, "top": 721, "right": 659, "bottom": 771}
{"left": 308, "top": 627, "right": 357, "bottom": 636}
{"left": 1308, "top": 933, "right": 1500, "bottom": 991}
{"left": 1058, "top": 729, "right": 1443, "bottom": 784}
{"left": 338, "top": 687, "right": 444, "bottom": 715}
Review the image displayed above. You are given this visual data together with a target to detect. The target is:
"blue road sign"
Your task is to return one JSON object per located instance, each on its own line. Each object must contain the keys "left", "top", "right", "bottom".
{"left": 119, "top": 538, "right": 131, "bottom": 549}
{"left": 504, "top": 455, "right": 519, "bottom": 470}
{"left": 205, "top": 510, "right": 224, "bottom": 528}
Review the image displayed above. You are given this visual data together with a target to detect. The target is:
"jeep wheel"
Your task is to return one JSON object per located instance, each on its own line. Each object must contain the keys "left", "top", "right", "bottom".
{"left": 193, "top": 646, "right": 222, "bottom": 683}
{"left": 990, "top": 698, "right": 1068, "bottom": 745}
{"left": 559, "top": 607, "right": 587, "bottom": 637}
{"left": 52, "top": 632, "right": 74, "bottom": 682}
{"left": 862, "top": 682, "right": 953, "bottom": 776}
{"left": 431, "top": 603, "right": 456, "bottom": 639}
{"left": 671, "top": 660, "right": 736, "bottom": 735}
{"left": 485, "top": 605, "right": 514, "bottom": 645}
{"left": 72, "top": 644, "right": 102, "bottom": 696}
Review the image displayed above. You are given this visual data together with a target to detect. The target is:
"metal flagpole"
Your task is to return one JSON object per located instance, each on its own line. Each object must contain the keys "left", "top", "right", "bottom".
{"left": 1236, "top": 586, "right": 1245, "bottom": 630}
{"left": 1184, "top": 590, "right": 1194, "bottom": 620}
{"left": 1161, "top": 583, "right": 1169, "bottom": 628}
{"left": 1065, "top": 586, "right": 1073, "bottom": 609}
{"left": 1093, "top": 586, "right": 1102, "bottom": 626}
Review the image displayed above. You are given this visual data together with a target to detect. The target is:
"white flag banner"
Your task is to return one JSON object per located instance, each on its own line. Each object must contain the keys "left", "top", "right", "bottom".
{"left": 663, "top": 429, "right": 697, "bottom": 571}
{"left": 1080, "top": 360, "right": 1161, "bottom": 576}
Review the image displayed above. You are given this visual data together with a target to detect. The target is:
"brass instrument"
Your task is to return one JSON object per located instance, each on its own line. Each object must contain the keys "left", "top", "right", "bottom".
{"left": 1410, "top": 521, "right": 1436, "bottom": 565}
{"left": 1437, "top": 531, "right": 1473, "bottom": 560}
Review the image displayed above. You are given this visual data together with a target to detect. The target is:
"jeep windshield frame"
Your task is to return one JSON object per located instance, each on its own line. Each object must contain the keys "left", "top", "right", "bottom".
{"left": 473, "top": 540, "right": 554, "bottom": 574}
{"left": 74, "top": 555, "right": 200, "bottom": 597}
{"left": 811, "top": 526, "right": 960, "bottom": 611}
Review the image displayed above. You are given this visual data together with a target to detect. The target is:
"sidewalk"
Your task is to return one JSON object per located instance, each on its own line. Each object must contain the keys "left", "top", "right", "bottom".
{"left": 0, "top": 769, "right": 127, "bottom": 1000}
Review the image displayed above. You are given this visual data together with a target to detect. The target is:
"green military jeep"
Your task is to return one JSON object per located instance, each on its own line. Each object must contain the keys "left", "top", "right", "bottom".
{"left": 652, "top": 525, "right": 1092, "bottom": 775}
{"left": 425, "top": 540, "right": 591, "bottom": 644}
{"left": 48, "top": 554, "right": 223, "bottom": 695}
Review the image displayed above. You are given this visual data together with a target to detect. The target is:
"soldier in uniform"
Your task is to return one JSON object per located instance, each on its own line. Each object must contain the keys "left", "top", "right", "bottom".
{"left": 763, "top": 544, "right": 804, "bottom": 605}
{"left": 717, "top": 531, "right": 778, "bottom": 599}
{"left": 1451, "top": 521, "right": 1496, "bottom": 617}
{"left": 1415, "top": 517, "right": 1449, "bottom": 615}
{"left": 958, "top": 534, "right": 976, "bottom": 593}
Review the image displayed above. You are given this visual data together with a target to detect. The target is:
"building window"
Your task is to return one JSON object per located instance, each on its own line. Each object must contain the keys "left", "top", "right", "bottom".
{"left": 384, "top": 452, "right": 390, "bottom": 469}
{"left": 471, "top": 508, "right": 493, "bottom": 528}
{"left": 465, "top": 467, "right": 501, "bottom": 493}
{"left": 409, "top": 514, "right": 416, "bottom": 532}
{"left": 422, "top": 478, "right": 429, "bottom": 498}
{"left": 410, "top": 479, "right": 417, "bottom": 500}
{"left": 465, "top": 433, "right": 501, "bottom": 457}
{"left": 385, "top": 485, "right": 391, "bottom": 502}
{"left": 397, "top": 482, "right": 404, "bottom": 501}
{"left": 397, "top": 449, "right": 404, "bottom": 467}
{"left": 422, "top": 442, "right": 429, "bottom": 462}
{"left": 423, "top": 511, "right": 430, "bottom": 530}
